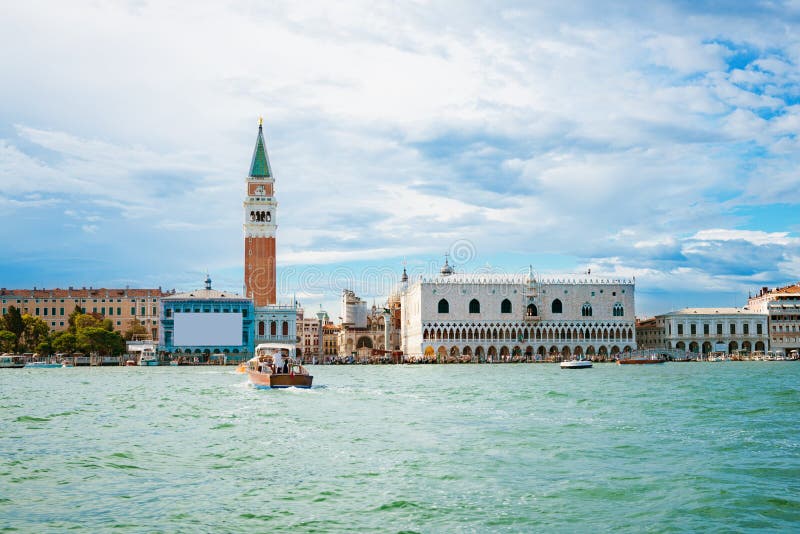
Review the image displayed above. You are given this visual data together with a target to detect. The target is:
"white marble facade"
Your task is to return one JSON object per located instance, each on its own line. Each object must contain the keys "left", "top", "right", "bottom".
{"left": 400, "top": 271, "right": 636, "bottom": 360}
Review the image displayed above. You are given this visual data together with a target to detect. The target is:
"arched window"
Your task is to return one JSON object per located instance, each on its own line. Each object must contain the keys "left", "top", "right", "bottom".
{"left": 527, "top": 304, "right": 538, "bottom": 317}
{"left": 266, "top": 211, "right": 271, "bottom": 222}
{"left": 501, "top": 299, "right": 512, "bottom": 314}
{"left": 613, "top": 303, "right": 624, "bottom": 317}
{"left": 438, "top": 299, "right": 449, "bottom": 313}
{"left": 270, "top": 321, "right": 277, "bottom": 336}
{"left": 282, "top": 321, "right": 289, "bottom": 336}
{"left": 258, "top": 321, "right": 265, "bottom": 336}
{"left": 581, "top": 303, "right": 592, "bottom": 317}
{"left": 469, "top": 299, "right": 480, "bottom": 314}
{"left": 552, "top": 299, "right": 562, "bottom": 314}
{"left": 250, "top": 211, "right": 255, "bottom": 221}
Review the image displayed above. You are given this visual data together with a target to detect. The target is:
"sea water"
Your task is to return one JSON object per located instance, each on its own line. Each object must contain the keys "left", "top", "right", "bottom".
{"left": 1, "top": 363, "right": 798, "bottom": 532}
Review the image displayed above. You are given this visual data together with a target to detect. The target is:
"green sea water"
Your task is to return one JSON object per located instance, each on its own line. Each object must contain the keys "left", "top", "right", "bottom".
{"left": 1, "top": 363, "right": 799, "bottom": 532}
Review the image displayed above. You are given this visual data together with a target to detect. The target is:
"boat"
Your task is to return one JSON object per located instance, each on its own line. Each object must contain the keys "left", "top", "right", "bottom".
{"left": 560, "top": 357, "right": 592, "bottom": 369}
{"left": 246, "top": 343, "right": 313, "bottom": 389}
{"left": 137, "top": 348, "right": 159, "bottom": 366}
{"left": 124, "top": 359, "right": 137, "bottom": 366}
{"left": 26, "top": 361, "right": 62, "bottom": 368}
{"left": 0, "top": 354, "right": 26, "bottom": 368}
{"left": 617, "top": 356, "right": 665, "bottom": 365}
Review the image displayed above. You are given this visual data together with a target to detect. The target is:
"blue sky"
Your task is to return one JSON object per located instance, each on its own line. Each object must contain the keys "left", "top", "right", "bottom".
{"left": 1, "top": 0, "right": 799, "bottom": 318}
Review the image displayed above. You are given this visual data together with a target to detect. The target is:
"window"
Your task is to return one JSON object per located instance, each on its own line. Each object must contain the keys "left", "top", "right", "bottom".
{"left": 258, "top": 321, "right": 265, "bottom": 336}
{"left": 677, "top": 324, "right": 683, "bottom": 335}
{"left": 282, "top": 321, "right": 289, "bottom": 336}
{"left": 141, "top": 307, "right": 146, "bottom": 316}
{"left": 270, "top": 321, "right": 277, "bottom": 336}
{"left": 757, "top": 323, "right": 763, "bottom": 335}
{"left": 691, "top": 324, "right": 696, "bottom": 335}
{"left": 704, "top": 323, "right": 709, "bottom": 335}
{"left": 744, "top": 323, "right": 749, "bottom": 335}
{"left": 717, "top": 323, "right": 723, "bottom": 335}
{"left": 469, "top": 299, "right": 480, "bottom": 314}
{"left": 501, "top": 299, "right": 512, "bottom": 314}
{"left": 438, "top": 299, "right": 449, "bottom": 313}
{"left": 165, "top": 309, "right": 172, "bottom": 318}
{"left": 613, "top": 303, "right": 624, "bottom": 317}
{"left": 581, "top": 303, "right": 592, "bottom": 317}
{"left": 730, "top": 324, "right": 736, "bottom": 335}
{"left": 527, "top": 304, "right": 538, "bottom": 317}
{"left": 551, "top": 299, "right": 562, "bottom": 314}
{"left": 43, "top": 308, "right": 48, "bottom": 316}
{"left": 131, "top": 307, "right": 136, "bottom": 315}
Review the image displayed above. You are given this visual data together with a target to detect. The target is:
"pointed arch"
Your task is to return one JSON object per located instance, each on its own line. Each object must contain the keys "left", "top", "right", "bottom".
{"left": 469, "top": 299, "right": 480, "bottom": 313}
{"left": 501, "top": 299, "right": 512, "bottom": 314}
{"left": 438, "top": 298, "right": 449, "bottom": 313}
{"left": 552, "top": 299, "right": 563, "bottom": 314}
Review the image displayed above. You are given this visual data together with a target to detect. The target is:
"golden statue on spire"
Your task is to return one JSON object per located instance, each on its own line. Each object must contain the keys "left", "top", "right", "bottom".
{"left": 258, "top": 116, "right": 263, "bottom": 127}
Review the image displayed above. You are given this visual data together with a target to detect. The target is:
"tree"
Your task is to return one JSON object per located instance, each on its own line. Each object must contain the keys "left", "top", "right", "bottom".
{"left": 52, "top": 331, "right": 78, "bottom": 354}
{"left": 22, "top": 314, "right": 50, "bottom": 352}
{"left": 3, "top": 306, "right": 24, "bottom": 352}
{"left": 67, "top": 305, "right": 85, "bottom": 333}
{"left": 36, "top": 340, "right": 54, "bottom": 357}
{"left": 74, "top": 313, "right": 102, "bottom": 331}
{"left": 0, "top": 330, "right": 16, "bottom": 353}
{"left": 77, "top": 327, "right": 125, "bottom": 356}
{"left": 123, "top": 318, "right": 148, "bottom": 341}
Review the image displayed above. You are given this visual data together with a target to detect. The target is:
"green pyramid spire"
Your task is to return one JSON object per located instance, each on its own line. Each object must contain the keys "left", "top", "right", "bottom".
{"left": 249, "top": 121, "right": 272, "bottom": 178}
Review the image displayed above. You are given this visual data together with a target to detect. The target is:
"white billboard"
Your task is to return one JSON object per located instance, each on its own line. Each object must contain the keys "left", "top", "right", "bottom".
{"left": 173, "top": 312, "right": 243, "bottom": 346}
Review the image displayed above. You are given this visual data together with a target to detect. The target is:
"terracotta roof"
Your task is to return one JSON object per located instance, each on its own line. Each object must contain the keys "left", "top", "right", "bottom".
{"left": 0, "top": 288, "right": 171, "bottom": 298}
{"left": 774, "top": 283, "right": 800, "bottom": 295}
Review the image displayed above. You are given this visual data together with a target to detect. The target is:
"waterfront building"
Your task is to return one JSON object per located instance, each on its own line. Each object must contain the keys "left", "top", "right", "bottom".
{"left": 399, "top": 262, "right": 636, "bottom": 361}
{"left": 323, "top": 322, "right": 340, "bottom": 360}
{"left": 159, "top": 276, "right": 254, "bottom": 363}
{"left": 296, "top": 306, "right": 331, "bottom": 362}
{"left": 650, "top": 308, "right": 768, "bottom": 355}
{"left": 244, "top": 120, "right": 298, "bottom": 351}
{"left": 635, "top": 317, "right": 661, "bottom": 349}
{"left": 0, "top": 286, "right": 168, "bottom": 339}
{"left": 747, "top": 283, "right": 800, "bottom": 356}
{"left": 337, "top": 290, "right": 397, "bottom": 360}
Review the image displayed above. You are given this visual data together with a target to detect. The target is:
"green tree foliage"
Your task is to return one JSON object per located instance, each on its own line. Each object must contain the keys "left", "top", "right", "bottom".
{"left": 123, "top": 318, "right": 149, "bottom": 341}
{"left": 36, "top": 340, "right": 54, "bottom": 357}
{"left": 0, "top": 330, "right": 16, "bottom": 353}
{"left": 22, "top": 314, "right": 50, "bottom": 352}
{"left": 77, "top": 326, "right": 125, "bottom": 356}
{"left": 67, "top": 305, "right": 85, "bottom": 333}
{"left": 3, "top": 306, "right": 24, "bottom": 352}
{"left": 52, "top": 332, "right": 78, "bottom": 354}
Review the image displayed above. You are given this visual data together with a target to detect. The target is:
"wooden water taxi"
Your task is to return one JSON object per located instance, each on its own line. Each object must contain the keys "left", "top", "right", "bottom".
{"left": 246, "top": 343, "right": 313, "bottom": 389}
{"left": 617, "top": 357, "right": 665, "bottom": 365}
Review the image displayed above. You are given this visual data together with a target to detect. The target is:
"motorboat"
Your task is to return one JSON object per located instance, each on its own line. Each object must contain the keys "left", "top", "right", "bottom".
{"left": 247, "top": 343, "right": 313, "bottom": 389}
{"left": 26, "top": 361, "right": 61, "bottom": 368}
{"left": 0, "top": 354, "right": 26, "bottom": 368}
{"left": 560, "top": 357, "right": 592, "bottom": 369}
{"left": 137, "top": 348, "right": 159, "bottom": 366}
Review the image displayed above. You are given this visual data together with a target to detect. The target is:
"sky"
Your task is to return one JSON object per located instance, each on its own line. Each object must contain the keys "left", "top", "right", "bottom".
{"left": 1, "top": 0, "right": 799, "bottom": 318}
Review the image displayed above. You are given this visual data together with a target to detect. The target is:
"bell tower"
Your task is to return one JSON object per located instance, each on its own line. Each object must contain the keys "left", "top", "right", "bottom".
{"left": 243, "top": 118, "right": 277, "bottom": 306}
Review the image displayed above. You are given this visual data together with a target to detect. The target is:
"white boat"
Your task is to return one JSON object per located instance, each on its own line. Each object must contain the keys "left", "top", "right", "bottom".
{"left": 0, "top": 354, "right": 26, "bottom": 368}
{"left": 26, "top": 361, "right": 61, "bottom": 368}
{"left": 561, "top": 357, "right": 592, "bottom": 369}
{"left": 138, "top": 348, "right": 159, "bottom": 366}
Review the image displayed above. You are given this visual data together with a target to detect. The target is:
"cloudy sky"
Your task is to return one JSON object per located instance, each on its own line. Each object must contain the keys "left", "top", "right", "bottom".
{"left": 1, "top": 0, "right": 799, "bottom": 317}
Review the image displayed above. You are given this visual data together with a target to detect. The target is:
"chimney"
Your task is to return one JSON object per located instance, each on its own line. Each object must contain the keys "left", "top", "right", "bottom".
{"left": 762, "top": 286, "right": 768, "bottom": 296}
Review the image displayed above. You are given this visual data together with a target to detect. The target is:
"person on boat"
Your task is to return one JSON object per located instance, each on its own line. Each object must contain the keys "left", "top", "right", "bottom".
{"left": 282, "top": 360, "right": 289, "bottom": 374}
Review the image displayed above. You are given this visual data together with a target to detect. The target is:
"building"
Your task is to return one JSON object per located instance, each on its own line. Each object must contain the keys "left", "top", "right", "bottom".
{"left": 748, "top": 283, "right": 800, "bottom": 356}
{"left": 0, "top": 286, "right": 167, "bottom": 339}
{"left": 159, "top": 276, "right": 254, "bottom": 363}
{"left": 399, "top": 262, "right": 636, "bottom": 361}
{"left": 635, "top": 317, "right": 661, "bottom": 349}
{"left": 296, "top": 306, "right": 330, "bottom": 363}
{"left": 243, "top": 118, "right": 278, "bottom": 308}
{"left": 322, "top": 322, "right": 340, "bottom": 360}
{"left": 244, "top": 120, "right": 298, "bottom": 351}
{"left": 337, "top": 291, "right": 397, "bottom": 360}
{"left": 652, "top": 307, "right": 769, "bottom": 355}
